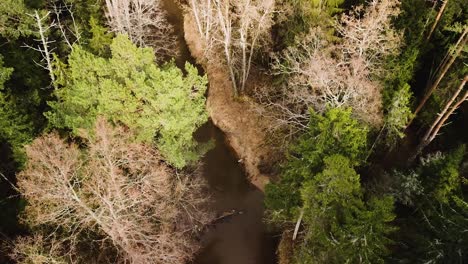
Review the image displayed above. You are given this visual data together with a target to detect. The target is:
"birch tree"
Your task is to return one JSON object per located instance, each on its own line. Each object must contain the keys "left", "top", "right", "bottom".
{"left": 188, "top": 0, "right": 275, "bottom": 96}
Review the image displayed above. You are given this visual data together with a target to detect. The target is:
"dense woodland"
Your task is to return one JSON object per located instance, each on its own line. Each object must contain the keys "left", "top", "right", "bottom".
{"left": 0, "top": 0, "right": 467, "bottom": 263}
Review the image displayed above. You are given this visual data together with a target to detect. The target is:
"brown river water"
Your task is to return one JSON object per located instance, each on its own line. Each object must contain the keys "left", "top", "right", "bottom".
{"left": 194, "top": 122, "right": 278, "bottom": 264}
{"left": 160, "top": 1, "right": 278, "bottom": 263}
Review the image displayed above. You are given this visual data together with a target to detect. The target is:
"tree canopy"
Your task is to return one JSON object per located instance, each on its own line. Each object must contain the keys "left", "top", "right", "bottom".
{"left": 265, "top": 108, "right": 395, "bottom": 263}
{"left": 46, "top": 35, "right": 208, "bottom": 168}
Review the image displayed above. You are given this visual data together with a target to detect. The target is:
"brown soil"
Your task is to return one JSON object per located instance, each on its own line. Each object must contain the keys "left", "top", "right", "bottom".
{"left": 183, "top": 14, "right": 280, "bottom": 190}
{"left": 277, "top": 231, "right": 294, "bottom": 264}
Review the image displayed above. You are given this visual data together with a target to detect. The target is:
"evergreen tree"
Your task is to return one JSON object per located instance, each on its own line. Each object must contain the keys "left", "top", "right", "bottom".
{"left": 265, "top": 107, "right": 368, "bottom": 219}
{"left": 394, "top": 146, "right": 468, "bottom": 263}
{"left": 265, "top": 108, "right": 395, "bottom": 263}
{"left": 274, "top": 0, "right": 344, "bottom": 47}
{"left": 0, "top": 55, "right": 36, "bottom": 161}
{"left": 296, "top": 156, "right": 395, "bottom": 263}
{"left": 0, "top": 0, "right": 36, "bottom": 40}
{"left": 46, "top": 35, "right": 208, "bottom": 168}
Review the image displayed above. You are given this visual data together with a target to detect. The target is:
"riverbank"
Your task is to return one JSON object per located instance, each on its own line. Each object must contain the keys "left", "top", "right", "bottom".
{"left": 183, "top": 13, "right": 280, "bottom": 190}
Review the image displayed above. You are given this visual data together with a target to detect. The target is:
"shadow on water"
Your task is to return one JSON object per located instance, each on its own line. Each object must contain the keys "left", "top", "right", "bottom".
{"left": 194, "top": 122, "right": 278, "bottom": 264}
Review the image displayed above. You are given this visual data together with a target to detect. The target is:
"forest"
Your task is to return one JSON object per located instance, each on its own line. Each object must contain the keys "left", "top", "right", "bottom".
{"left": 0, "top": 0, "right": 466, "bottom": 263}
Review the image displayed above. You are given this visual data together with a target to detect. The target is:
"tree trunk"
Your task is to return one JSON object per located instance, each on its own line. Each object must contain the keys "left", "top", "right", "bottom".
{"left": 409, "top": 76, "right": 467, "bottom": 162}
{"left": 426, "top": 0, "right": 449, "bottom": 41}
{"left": 292, "top": 208, "right": 304, "bottom": 241}
{"left": 34, "top": 11, "right": 56, "bottom": 90}
{"left": 406, "top": 28, "right": 467, "bottom": 129}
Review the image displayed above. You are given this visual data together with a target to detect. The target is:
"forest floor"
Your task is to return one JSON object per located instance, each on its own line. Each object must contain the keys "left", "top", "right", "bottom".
{"left": 183, "top": 14, "right": 281, "bottom": 190}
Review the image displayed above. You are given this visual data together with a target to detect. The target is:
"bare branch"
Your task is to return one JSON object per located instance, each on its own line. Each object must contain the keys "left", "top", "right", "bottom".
{"left": 15, "top": 119, "right": 214, "bottom": 264}
{"left": 104, "top": 0, "right": 177, "bottom": 59}
{"left": 26, "top": 11, "right": 57, "bottom": 89}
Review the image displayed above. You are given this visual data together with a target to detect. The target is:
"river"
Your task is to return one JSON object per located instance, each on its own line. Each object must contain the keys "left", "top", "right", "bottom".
{"left": 160, "top": 1, "right": 278, "bottom": 263}
{"left": 194, "top": 122, "right": 277, "bottom": 264}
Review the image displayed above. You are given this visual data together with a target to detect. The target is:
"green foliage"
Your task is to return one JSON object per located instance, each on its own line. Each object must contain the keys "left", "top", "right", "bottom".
{"left": 295, "top": 107, "right": 368, "bottom": 168}
{"left": 46, "top": 35, "right": 208, "bottom": 168}
{"left": 0, "top": 0, "right": 36, "bottom": 39}
{"left": 333, "top": 196, "right": 395, "bottom": 264}
{"left": 0, "top": 57, "right": 13, "bottom": 86}
{"left": 416, "top": 197, "right": 468, "bottom": 263}
{"left": 390, "top": 169, "right": 424, "bottom": 206}
{"left": 265, "top": 107, "right": 368, "bottom": 217}
{"left": 381, "top": 0, "right": 430, "bottom": 145}
{"left": 265, "top": 108, "right": 394, "bottom": 263}
{"left": 274, "top": 0, "right": 343, "bottom": 47}
{"left": 384, "top": 83, "right": 414, "bottom": 145}
{"left": 88, "top": 17, "right": 113, "bottom": 56}
{"left": 431, "top": 0, "right": 467, "bottom": 50}
{"left": 415, "top": 0, "right": 466, "bottom": 126}
{"left": 416, "top": 147, "right": 468, "bottom": 263}
{"left": 419, "top": 146, "right": 465, "bottom": 203}
{"left": 301, "top": 155, "right": 361, "bottom": 211}
{"left": 292, "top": 155, "right": 396, "bottom": 264}
{"left": 393, "top": 146, "right": 467, "bottom": 263}
{"left": 0, "top": 55, "right": 35, "bottom": 162}
{"left": 61, "top": 0, "right": 107, "bottom": 48}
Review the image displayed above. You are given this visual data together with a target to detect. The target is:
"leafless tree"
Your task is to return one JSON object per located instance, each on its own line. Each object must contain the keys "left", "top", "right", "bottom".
{"left": 337, "top": 0, "right": 401, "bottom": 74}
{"left": 188, "top": 0, "right": 275, "bottom": 96}
{"left": 189, "top": 0, "right": 216, "bottom": 44}
{"left": 104, "top": 0, "right": 177, "bottom": 58}
{"left": 24, "top": 11, "right": 57, "bottom": 89}
{"left": 15, "top": 119, "right": 213, "bottom": 264}
{"left": 255, "top": 0, "right": 401, "bottom": 133}
{"left": 24, "top": 5, "right": 81, "bottom": 89}
{"left": 52, "top": 3, "right": 82, "bottom": 49}
{"left": 10, "top": 235, "right": 67, "bottom": 264}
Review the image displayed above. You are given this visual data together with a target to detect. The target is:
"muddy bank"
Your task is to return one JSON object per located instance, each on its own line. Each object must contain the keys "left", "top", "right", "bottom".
{"left": 183, "top": 13, "right": 280, "bottom": 190}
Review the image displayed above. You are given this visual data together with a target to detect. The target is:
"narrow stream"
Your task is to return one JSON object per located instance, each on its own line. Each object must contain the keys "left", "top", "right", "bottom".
{"left": 194, "top": 122, "right": 277, "bottom": 264}
{"left": 160, "top": 1, "right": 278, "bottom": 263}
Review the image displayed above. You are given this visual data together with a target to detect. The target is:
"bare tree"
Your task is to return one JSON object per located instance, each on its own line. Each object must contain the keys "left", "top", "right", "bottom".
{"left": 189, "top": 0, "right": 215, "bottom": 44}
{"left": 337, "top": 0, "right": 401, "bottom": 73}
{"left": 24, "top": 5, "right": 81, "bottom": 89}
{"left": 15, "top": 119, "right": 213, "bottom": 264}
{"left": 10, "top": 235, "right": 67, "bottom": 264}
{"left": 52, "top": 3, "right": 82, "bottom": 49}
{"left": 188, "top": 0, "right": 275, "bottom": 96}
{"left": 104, "top": 0, "right": 177, "bottom": 58}
{"left": 410, "top": 75, "right": 467, "bottom": 162}
{"left": 25, "top": 11, "right": 57, "bottom": 89}
{"left": 256, "top": 0, "right": 401, "bottom": 132}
